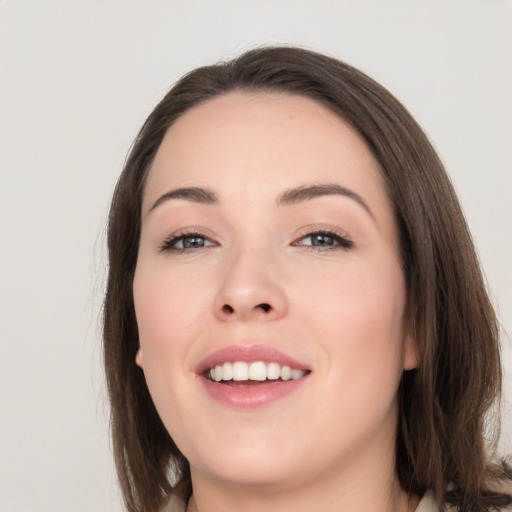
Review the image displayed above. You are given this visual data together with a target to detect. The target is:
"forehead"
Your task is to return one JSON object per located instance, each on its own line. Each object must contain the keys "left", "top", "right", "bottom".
{"left": 144, "top": 92, "right": 390, "bottom": 215}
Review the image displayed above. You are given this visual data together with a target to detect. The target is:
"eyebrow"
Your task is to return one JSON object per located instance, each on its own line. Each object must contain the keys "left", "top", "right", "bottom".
{"left": 277, "top": 183, "right": 373, "bottom": 218}
{"left": 147, "top": 183, "right": 373, "bottom": 218}
{"left": 148, "top": 186, "right": 218, "bottom": 214}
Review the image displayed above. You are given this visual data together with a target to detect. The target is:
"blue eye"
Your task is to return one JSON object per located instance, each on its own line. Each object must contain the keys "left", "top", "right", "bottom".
{"left": 303, "top": 233, "right": 335, "bottom": 247}
{"left": 296, "top": 231, "right": 353, "bottom": 250}
{"left": 179, "top": 236, "right": 211, "bottom": 249}
{"left": 159, "top": 233, "right": 215, "bottom": 253}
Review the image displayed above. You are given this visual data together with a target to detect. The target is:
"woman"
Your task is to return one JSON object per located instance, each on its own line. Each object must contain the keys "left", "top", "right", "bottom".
{"left": 103, "top": 46, "right": 511, "bottom": 512}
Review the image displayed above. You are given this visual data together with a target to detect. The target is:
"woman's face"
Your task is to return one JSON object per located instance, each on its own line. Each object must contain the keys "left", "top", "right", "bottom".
{"left": 133, "top": 92, "right": 417, "bottom": 490}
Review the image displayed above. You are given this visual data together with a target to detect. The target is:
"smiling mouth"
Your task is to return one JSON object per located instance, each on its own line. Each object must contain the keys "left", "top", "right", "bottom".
{"left": 206, "top": 361, "right": 310, "bottom": 383}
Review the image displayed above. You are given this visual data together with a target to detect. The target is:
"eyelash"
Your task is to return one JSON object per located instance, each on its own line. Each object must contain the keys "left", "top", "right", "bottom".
{"left": 292, "top": 229, "right": 353, "bottom": 251}
{"left": 158, "top": 230, "right": 215, "bottom": 254}
{"left": 158, "top": 229, "right": 353, "bottom": 254}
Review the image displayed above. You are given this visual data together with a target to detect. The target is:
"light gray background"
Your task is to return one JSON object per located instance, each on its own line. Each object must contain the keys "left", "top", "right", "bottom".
{"left": 1, "top": 1, "right": 510, "bottom": 511}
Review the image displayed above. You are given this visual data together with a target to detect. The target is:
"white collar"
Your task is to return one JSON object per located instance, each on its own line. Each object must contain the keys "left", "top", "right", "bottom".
{"left": 415, "top": 491, "right": 440, "bottom": 512}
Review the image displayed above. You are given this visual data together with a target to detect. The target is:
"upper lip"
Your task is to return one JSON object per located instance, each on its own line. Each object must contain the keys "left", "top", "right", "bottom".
{"left": 196, "top": 344, "right": 311, "bottom": 375}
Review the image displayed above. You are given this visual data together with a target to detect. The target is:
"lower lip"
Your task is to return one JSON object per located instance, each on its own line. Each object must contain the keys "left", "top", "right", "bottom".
{"left": 200, "top": 376, "right": 309, "bottom": 408}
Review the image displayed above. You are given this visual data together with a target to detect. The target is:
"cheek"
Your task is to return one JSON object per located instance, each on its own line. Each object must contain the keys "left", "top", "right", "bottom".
{"left": 299, "top": 255, "right": 407, "bottom": 384}
{"left": 133, "top": 262, "right": 211, "bottom": 354}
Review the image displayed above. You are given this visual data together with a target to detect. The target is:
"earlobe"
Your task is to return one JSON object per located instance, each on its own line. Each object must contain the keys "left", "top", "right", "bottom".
{"left": 135, "top": 347, "right": 144, "bottom": 368}
{"left": 403, "top": 330, "right": 419, "bottom": 371}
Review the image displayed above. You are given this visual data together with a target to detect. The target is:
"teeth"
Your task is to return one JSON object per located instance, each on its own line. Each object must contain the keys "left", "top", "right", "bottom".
{"left": 208, "top": 361, "right": 307, "bottom": 382}
{"left": 222, "top": 362, "right": 233, "bottom": 381}
{"left": 266, "top": 362, "right": 281, "bottom": 380}
{"left": 290, "top": 369, "right": 303, "bottom": 380}
{"left": 248, "top": 361, "right": 266, "bottom": 381}
{"left": 232, "top": 361, "right": 249, "bottom": 381}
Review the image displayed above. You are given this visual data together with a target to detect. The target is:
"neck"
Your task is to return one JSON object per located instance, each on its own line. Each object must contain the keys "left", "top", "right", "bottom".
{"left": 186, "top": 452, "right": 419, "bottom": 512}
{"left": 187, "top": 480, "right": 418, "bottom": 512}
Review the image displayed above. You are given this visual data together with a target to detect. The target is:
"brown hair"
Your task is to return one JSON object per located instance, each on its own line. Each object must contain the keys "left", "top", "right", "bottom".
{"left": 103, "top": 46, "right": 511, "bottom": 512}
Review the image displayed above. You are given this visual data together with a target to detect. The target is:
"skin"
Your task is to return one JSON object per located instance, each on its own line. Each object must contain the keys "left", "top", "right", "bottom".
{"left": 133, "top": 92, "right": 419, "bottom": 512}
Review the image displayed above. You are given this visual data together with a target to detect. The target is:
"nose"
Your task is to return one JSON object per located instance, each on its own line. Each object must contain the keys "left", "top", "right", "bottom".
{"left": 213, "top": 246, "right": 288, "bottom": 322}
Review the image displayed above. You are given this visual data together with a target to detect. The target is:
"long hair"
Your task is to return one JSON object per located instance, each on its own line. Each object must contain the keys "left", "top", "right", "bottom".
{"left": 103, "top": 46, "right": 511, "bottom": 512}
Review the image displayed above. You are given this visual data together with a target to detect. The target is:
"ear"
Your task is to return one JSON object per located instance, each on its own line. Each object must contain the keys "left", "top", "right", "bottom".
{"left": 403, "top": 323, "right": 419, "bottom": 371}
{"left": 135, "top": 347, "right": 144, "bottom": 368}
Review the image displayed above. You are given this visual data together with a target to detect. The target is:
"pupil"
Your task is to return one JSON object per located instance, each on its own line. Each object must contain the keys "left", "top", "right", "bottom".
{"left": 312, "top": 234, "right": 333, "bottom": 246}
{"left": 183, "top": 236, "right": 204, "bottom": 248}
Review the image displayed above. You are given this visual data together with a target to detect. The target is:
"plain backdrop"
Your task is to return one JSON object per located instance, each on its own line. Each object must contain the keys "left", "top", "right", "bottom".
{"left": 0, "top": 1, "right": 511, "bottom": 511}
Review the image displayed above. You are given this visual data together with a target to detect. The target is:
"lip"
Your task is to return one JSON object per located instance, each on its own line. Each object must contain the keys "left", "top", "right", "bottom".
{"left": 196, "top": 344, "right": 311, "bottom": 409}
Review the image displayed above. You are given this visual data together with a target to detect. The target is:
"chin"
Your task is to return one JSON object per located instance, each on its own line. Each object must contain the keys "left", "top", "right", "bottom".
{"left": 191, "top": 445, "right": 302, "bottom": 488}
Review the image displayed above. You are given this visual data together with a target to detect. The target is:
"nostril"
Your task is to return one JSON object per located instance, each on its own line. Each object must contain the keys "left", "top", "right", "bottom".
{"left": 220, "top": 303, "right": 272, "bottom": 316}
{"left": 222, "top": 304, "right": 234, "bottom": 314}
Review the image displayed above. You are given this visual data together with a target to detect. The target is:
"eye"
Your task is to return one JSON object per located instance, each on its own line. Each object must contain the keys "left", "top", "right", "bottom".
{"left": 159, "top": 232, "right": 216, "bottom": 253}
{"left": 293, "top": 230, "right": 353, "bottom": 250}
